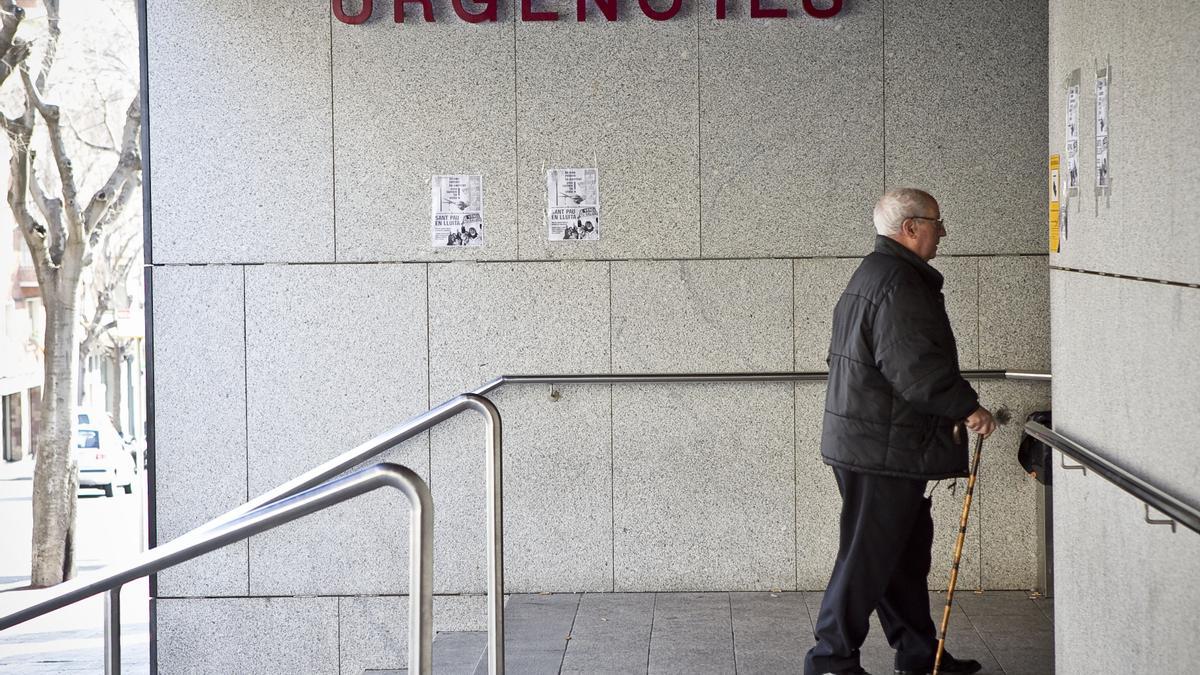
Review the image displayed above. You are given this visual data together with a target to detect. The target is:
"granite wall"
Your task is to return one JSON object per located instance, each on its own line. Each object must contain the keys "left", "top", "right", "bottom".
{"left": 1048, "top": 1, "right": 1200, "bottom": 672}
{"left": 145, "top": 0, "right": 1051, "bottom": 670}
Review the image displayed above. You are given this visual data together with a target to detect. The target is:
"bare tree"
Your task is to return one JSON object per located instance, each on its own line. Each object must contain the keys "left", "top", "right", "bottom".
{"left": 1, "top": 0, "right": 140, "bottom": 587}
{"left": 79, "top": 205, "right": 142, "bottom": 428}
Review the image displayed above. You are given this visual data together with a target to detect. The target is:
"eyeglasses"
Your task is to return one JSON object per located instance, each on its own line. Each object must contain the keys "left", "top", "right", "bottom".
{"left": 908, "top": 215, "right": 945, "bottom": 230}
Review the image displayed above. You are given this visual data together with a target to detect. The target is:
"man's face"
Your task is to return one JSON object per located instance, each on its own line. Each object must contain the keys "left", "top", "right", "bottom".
{"left": 906, "top": 201, "right": 945, "bottom": 261}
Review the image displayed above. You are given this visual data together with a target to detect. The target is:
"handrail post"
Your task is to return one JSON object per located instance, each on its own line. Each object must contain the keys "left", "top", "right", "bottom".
{"left": 104, "top": 585, "right": 121, "bottom": 675}
{"left": 480, "top": 394, "right": 505, "bottom": 675}
{"left": 408, "top": 463, "right": 435, "bottom": 674}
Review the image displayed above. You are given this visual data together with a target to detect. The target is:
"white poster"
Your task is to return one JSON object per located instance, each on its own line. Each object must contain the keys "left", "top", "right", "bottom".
{"left": 1095, "top": 70, "right": 1110, "bottom": 190}
{"left": 546, "top": 168, "right": 601, "bottom": 241}
{"left": 431, "top": 175, "right": 485, "bottom": 247}
{"left": 1065, "top": 82, "right": 1080, "bottom": 192}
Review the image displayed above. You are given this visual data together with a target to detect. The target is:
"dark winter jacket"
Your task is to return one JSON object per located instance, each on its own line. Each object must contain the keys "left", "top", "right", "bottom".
{"left": 820, "top": 236, "right": 980, "bottom": 480}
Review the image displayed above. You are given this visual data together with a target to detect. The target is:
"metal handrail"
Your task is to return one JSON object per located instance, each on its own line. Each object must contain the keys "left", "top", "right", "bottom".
{"left": 0, "top": 370, "right": 1048, "bottom": 675}
{"left": 1024, "top": 421, "right": 1200, "bottom": 536}
{"left": 179, "top": 393, "right": 500, "bottom": 539}
{"left": 0, "top": 463, "right": 435, "bottom": 674}
{"left": 168, "top": 391, "right": 507, "bottom": 675}
{"left": 472, "top": 369, "right": 1051, "bottom": 395}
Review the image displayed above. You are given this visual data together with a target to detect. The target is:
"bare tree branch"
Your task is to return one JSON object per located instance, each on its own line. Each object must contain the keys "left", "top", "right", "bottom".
{"left": 86, "top": 172, "right": 138, "bottom": 262}
{"left": 20, "top": 65, "right": 86, "bottom": 260}
{"left": 83, "top": 94, "right": 140, "bottom": 233}
{"left": 34, "top": 0, "right": 61, "bottom": 94}
{"left": 6, "top": 116, "right": 55, "bottom": 275}
{"left": 0, "top": 0, "right": 23, "bottom": 57}
{"left": 28, "top": 148, "right": 65, "bottom": 224}
{"left": 0, "top": 35, "right": 28, "bottom": 86}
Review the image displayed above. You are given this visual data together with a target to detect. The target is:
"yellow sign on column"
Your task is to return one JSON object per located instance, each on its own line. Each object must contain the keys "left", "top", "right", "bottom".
{"left": 1048, "top": 154, "right": 1061, "bottom": 253}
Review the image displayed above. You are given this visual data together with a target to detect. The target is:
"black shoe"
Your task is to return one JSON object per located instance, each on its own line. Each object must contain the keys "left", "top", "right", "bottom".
{"left": 821, "top": 668, "right": 871, "bottom": 675}
{"left": 894, "top": 654, "right": 982, "bottom": 675}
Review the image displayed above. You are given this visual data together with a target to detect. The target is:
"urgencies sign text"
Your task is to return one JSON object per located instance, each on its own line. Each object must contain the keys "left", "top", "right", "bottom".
{"left": 333, "top": 0, "right": 842, "bottom": 24}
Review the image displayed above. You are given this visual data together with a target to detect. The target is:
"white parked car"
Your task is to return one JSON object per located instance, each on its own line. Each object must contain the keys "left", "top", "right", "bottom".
{"left": 77, "top": 408, "right": 143, "bottom": 472}
{"left": 75, "top": 423, "right": 136, "bottom": 497}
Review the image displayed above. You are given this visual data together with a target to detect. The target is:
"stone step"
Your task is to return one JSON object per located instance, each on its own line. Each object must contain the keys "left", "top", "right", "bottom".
{"left": 364, "top": 629, "right": 487, "bottom": 675}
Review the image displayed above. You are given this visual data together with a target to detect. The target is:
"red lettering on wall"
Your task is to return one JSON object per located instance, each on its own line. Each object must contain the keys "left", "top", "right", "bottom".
{"left": 639, "top": 0, "right": 682, "bottom": 21}
{"left": 801, "top": 0, "right": 842, "bottom": 18}
{"left": 577, "top": 0, "right": 618, "bottom": 21}
{"left": 395, "top": 0, "right": 436, "bottom": 22}
{"left": 332, "top": 0, "right": 373, "bottom": 24}
{"left": 455, "top": 0, "right": 498, "bottom": 22}
{"left": 522, "top": 0, "right": 559, "bottom": 20}
{"left": 750, "top": 0, "right": 786, "bottom": 19}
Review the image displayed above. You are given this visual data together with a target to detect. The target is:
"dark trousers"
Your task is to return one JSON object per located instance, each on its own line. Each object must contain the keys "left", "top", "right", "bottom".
{"left": 804, "top": 467, "right": 938, "bottom": 674}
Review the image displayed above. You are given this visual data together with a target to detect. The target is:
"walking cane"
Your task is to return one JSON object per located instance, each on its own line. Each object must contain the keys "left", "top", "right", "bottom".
{"left": 933, "top": 409, "right": 1009, "bottom": 675}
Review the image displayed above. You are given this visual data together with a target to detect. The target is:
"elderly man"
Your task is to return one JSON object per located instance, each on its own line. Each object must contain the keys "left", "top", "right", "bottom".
{"left": 804, "top": 188, "right": 997, "bottom": 675}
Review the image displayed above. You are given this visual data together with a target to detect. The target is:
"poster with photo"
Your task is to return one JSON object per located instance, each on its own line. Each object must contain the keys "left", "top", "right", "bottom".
{"left": 546, "top": 168, "right": 601, "bottom": 241}
{"left": 1065, "top": 81, "right": 1080, "bottom": 193}
{"left": 431, "top": 175, "right": 485, "bottom": 248}
{"left": 1049, "top": 154, "right": 1061, "bottom": 253}
{"left": 1095, "top": 69, "right": 1110, "bottom": 191}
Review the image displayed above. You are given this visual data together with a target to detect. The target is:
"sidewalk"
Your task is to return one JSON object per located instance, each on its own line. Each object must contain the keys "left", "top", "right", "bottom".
{"left": 0, "top": 579, "right": 150, "bottom": 674}
{"left": 0, "top": 459, "right": 150, "bottom": 673}
{"left": 0, "top": 457, "right": 34, "bottom": 483}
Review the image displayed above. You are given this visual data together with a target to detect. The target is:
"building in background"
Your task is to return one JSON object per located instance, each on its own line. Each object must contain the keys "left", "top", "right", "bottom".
{"left": 1, "top": 208, "right": 147, "bottom": 463}
{"left": 1, "top": 217, "right": 43, "bottom": 462}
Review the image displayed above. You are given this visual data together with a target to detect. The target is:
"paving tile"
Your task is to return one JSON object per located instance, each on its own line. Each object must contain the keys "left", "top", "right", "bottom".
{"left": 1032, "top": 596, "right": 1054, "bottom": 624}
{"left": 472, "top": 594, "right": 580, "bottom": 675}
{"left": 432, "top": 631, "right": 488, "bottom": 674}
{"left": 802, "top": 592, "right": 1007, "bottom": 675}
{"left": 729, "top": 592, "right": 809, "bottom": 673}
{"left": 648, "top": 593, "right": 735, "bottom": 674}
{"left": 955, "top": 590, "right": 1045, "bottom": 617}
{"left": 561, "top": 593, "right": 654, "bottom": 674}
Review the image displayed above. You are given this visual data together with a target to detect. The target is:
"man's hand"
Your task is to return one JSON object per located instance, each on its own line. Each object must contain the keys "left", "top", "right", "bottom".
{"left": 965, "top": 406, "right": 997, "bottom": 438}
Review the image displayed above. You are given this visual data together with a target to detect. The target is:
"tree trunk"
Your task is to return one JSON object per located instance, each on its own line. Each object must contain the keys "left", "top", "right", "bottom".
{"left": 107, "top": 349, "right": 123, "bottom": 435}
{"left": 30, "top": 292, "right": 81, "bottom": 587}
{"left": 76, "top": 345, "right": 86, "bottom": 405}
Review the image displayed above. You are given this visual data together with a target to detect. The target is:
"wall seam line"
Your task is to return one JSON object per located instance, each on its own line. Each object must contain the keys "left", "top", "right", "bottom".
{"left": 512, "top": 0, "right": 520, "bottom": 260}
{"left": 1049, "top": 265, "right": 1200, "bottom": 289}
{"left": 881, "top": 0, "right": 887, "bottom": 192}
{"left": 608, "top": 261, "right": 616, "bottom": 592}
{"left": 976, "top": 258, "right": 981, "bottom": 369}
{"left": 426, "top": 263, "right": 432, "bottom": 492}
{"left": 792, "top": 258, "right": 799, "bottom": 591}
{"left": 328, "top": 8, "right": 338, "bottom": 262}
{"left": 728, "top": 592, "right": 737, "bottom": 673}
{"left": 696, "top": 5, "right": 703, "bottom": 259}
{"left": 242, "top": 264, "right": 251, "bottom": 595}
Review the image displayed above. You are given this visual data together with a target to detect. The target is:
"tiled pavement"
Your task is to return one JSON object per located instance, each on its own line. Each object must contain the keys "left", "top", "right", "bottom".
{"left": 381, "top": 590, "right": 1054, "bottom": 675}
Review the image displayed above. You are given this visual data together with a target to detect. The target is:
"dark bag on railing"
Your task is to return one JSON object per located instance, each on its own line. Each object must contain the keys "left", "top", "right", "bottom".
{"left": 1018, "top": 410, "right": 1053, "bottom": 485}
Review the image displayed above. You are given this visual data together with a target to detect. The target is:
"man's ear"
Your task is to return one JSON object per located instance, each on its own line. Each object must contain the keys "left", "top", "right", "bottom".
{"left": 899, "top": 218, "right": 914, "bottom": 238}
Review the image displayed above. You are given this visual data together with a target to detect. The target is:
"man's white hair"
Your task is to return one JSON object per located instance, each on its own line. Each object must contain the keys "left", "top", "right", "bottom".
{"left": 873, "top": 188, "right": 936, "bottom": 236}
